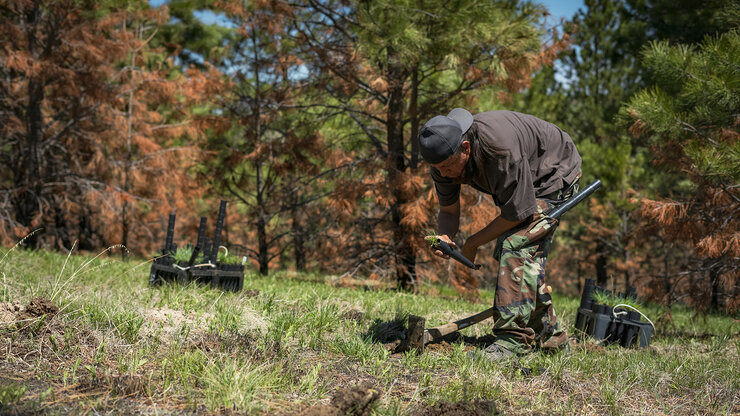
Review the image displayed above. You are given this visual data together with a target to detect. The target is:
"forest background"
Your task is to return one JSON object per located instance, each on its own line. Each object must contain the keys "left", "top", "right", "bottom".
{"left": 1, "top": 0, "right": 738, "bottom": 313}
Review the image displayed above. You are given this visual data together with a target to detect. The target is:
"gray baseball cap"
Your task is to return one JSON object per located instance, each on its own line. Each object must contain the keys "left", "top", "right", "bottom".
{"left": 419, "top": 108, "right": 474, "bottom": 164}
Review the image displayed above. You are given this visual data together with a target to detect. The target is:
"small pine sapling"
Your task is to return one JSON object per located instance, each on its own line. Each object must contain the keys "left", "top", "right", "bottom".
{"left": 171, "top": 246, "right": 193, "bottom": 264}
{"left": 592, "top": 290, "right": 612, "bottom": 306}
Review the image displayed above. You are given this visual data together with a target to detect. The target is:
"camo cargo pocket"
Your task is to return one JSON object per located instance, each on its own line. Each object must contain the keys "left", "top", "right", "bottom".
{"left": 494, "top": 200, "right": 557, "bottom": 259}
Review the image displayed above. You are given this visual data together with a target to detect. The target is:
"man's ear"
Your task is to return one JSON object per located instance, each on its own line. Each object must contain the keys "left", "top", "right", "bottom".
{"left": 460, "top": 140, "right": 471, "bottom": 155}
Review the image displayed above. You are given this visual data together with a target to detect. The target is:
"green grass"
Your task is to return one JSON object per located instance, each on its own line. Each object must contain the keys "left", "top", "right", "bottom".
{"left": 0, "top": 247, "right": 738, "bottom": 415}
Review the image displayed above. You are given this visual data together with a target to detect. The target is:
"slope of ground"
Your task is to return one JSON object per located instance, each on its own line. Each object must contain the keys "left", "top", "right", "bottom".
{"left": 0, "top": 248, "right": 737, "bottom": 415}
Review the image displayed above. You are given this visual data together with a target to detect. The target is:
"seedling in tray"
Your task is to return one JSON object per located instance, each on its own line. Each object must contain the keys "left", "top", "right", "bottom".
{"left": 575, "top": 279, "right": 654, "bottom": 348}
{"left": 149, "top": 200, "right": 244, "bottom": 292}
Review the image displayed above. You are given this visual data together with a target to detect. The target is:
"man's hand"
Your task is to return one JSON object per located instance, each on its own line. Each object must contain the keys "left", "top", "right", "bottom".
{"left": 431, "top": 234, "right": 455, "bottom": 259}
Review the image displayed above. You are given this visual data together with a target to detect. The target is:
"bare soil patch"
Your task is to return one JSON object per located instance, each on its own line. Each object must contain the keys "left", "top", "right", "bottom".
{"left": 0, "top": 297, "right": 58, "bottom": 329}
{"left": 243, "top": 289, "right": 261, "bottom": 298}
{"left": 413, "top": 400, "right": 498, "bottom": 416}
{"left": 22, "top": 297, "right": 58, "bottom": 319}
{"left": 296, "top": 383, "right": 381, "bottom": 416}
{"left": 342, "top": 309, "right": 365, "bottom": 323}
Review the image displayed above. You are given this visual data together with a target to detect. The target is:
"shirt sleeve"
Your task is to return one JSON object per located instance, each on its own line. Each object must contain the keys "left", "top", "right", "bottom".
{"left": 430, "top": 167, "right": 460, "bottom": 207}
{"left": 489, "top": 157, "right": 538, "bottom": 221}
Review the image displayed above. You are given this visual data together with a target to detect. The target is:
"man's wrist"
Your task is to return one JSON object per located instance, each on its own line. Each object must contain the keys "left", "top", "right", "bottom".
{"left": 437, "top": 231, "right": 456, "bottom": 240}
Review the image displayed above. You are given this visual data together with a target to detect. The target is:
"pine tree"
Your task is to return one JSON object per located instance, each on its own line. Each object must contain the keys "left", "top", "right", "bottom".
{"left": 0, "top": 0, "right": 214, "bottom": 254}
{"left": 511, "top": 0, "right": 738, "bottom": 298}
{"left": 154, "top": 0, "right": 232, "bottom": 68}
{"left": 291, "top": 0, "right": 562, "bottom": 289}
{"left": 0, "top": 0, "right": 135, "bottom": 248}
{"left": 198, "top": 0, "right": 340, "bottom": 274}
{"left": 626, "top": 30, "right": 739, "bottom": 311}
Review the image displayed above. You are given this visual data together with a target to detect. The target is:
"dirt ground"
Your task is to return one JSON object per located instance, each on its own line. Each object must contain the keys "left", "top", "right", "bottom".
{"left": 295, "top": 383, "right": 381, "bottom": 416}
{"left": 292, "top": 382, "right": 498, "bottom": 416}
{"left": 412, "top": 400, "right": 498, "bottom": 416}
{"left": 0, "top": 297, "right": 58, "bottom": 327}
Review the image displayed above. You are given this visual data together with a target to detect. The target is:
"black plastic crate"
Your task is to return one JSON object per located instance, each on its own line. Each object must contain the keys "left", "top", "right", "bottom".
{"left": 149, "top": 257, "right": 188, "bottom": 286}
{"left": 574, "top": 279, "right": 654, "bottom": 348}
{"left": 188, "top": 262, "right": 244, "bottom": 293}
{"left": 148, "top": 201, "right": 245, "bottom": 292}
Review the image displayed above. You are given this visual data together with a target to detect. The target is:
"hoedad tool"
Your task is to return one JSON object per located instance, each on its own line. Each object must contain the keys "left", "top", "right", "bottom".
{"left": 404, "top": 179, "right": 602, "bottom": 353}
{"left": 426, "top": 237, "right": 481, "bottom": 270}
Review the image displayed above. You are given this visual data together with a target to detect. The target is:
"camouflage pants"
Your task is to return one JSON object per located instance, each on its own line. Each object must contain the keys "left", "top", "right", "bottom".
{"left": 491, "top": 181, "right": 579, "bottom": 353}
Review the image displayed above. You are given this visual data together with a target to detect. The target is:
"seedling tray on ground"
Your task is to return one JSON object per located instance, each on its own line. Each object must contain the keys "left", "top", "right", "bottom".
{"left": 148, "top": 258, "right": 189, "bottom": 286}
{"left": 189, "top": 263, "right": 244, "bottom": 292}
{"left": 148, "top": 200, "right": 244, "bottom": 292}
{"left": 574, "top": 279, "right": 653, "bottom": 348}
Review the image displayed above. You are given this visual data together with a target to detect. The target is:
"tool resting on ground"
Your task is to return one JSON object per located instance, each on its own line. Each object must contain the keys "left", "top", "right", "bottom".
{"left": 404, "top": 179, "right": 602, "bottom": 353}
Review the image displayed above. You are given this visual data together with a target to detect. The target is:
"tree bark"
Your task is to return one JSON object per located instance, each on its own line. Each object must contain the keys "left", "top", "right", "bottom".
{"left": 255, "top": 160, "right": 268, "bottom": 274}
{"left": 13, "top": 4, "right": 43, "bottom": 246}
{"left": 122, "top": 22, "right": 138, "bottom": 261}
{"left": 662, "top": 240, "right": 672, "bottom": 307}
{"left": 386, "top": 56, "right": 415, "bottom": 290}
{"left": 409, "top": 69, "right": 420, "bottom": 170}
{"left": 252, "top": 30, "right": 269, "bottom": 275}
{"left": 596, "top": 246, "right": 608, "bottom": 287}
{"left": 291, "top": 193, "right": 306, "bottom": 271}
{"left": 710, "top": 264, "right": 721, "bottom": 311}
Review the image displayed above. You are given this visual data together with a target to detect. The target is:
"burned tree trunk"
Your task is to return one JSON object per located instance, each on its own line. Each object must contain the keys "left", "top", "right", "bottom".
{"left": 13, "top": 4, "right": 44, "bottom": 246}
{"left": 386, "top": 58, "right": 416, "bottom": 290}
{"left": 291, "top": 206, "right": 306, "bottom": 272}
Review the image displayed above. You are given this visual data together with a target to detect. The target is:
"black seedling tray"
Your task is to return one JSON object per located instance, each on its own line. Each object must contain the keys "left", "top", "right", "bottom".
{"left": 189, "top": 263, "right": 244, "bottom": 293}
{"left": 149, "top": 258, "right": 189, "bottom": 286}
{"left": 574, "top": 279, "right": 653, "bottom": 348}
{"left": 148, "top": 200, "right": 244, "bottom": 292}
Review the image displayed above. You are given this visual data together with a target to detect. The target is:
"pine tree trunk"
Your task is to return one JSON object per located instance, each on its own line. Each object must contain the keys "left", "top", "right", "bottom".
{"left": 252, "top": 32, "right": 269, "bottom": 275}
{"left": 386, "top": 58, "right": 415, "bottom": 290}
{"left": 409, "top": 69, "right": 420, "bottom": 170}
{"left": 596, "top": 246, "right": 608, "bottom": 287}
{"left": 257, "top": 209, "right": 269, "bottom": 275}
{"left": 78, "top": 211, "right": 95, "bottom": 251}
{"left": 623, "top": 250, "right": 631, "bottom": 294}
{"left": 256, "top": 160, "right": 268, "bottom": 275}
{"left": 14, "top": 4, "right": 43, "bottom": 246}
{"left": 53, "top": 208, "right": 71, "bottom": 249}
{"left": 710, "top": 265, "right": 721, "bottom": 311}
{"left": 663, "top": 241, "right": 672, "bottom": 307}
{"left": 622, "top": 212, "right": 631, "bottom": 292}
{"left": 291, "top": 197, "right": 306, "bottom": 272}
{"left": 255, "top": 156, "right": 268, "bottom": 274}
{"left": 14, "top": 75, "right": 43, "bottom": 239}
{"left": 122, "top": 23, "right": 138, "bottom": 261}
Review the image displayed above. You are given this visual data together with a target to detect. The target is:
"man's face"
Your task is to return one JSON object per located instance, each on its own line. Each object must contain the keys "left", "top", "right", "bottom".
{"left": 430, "top": 141, "right": 470, "bottom": 179}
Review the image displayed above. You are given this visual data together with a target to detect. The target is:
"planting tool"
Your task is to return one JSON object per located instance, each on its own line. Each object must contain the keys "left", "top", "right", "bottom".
{"left": 403, "top": 179, "right": 602, "bottom": 353}
{"left": 426, "top": 237, "right": 481, "bottom": 270}
{"left": 426, "top": 179, "right": 602, "bottom": 271}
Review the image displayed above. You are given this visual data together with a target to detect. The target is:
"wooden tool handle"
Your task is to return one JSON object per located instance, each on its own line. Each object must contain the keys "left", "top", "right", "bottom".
{"left": 425, "top": 306, "right": 496, "bottom": 342}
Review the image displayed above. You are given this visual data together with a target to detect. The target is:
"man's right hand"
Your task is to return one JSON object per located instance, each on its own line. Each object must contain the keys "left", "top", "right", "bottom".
{"left": 431, "top": 234, "right": 456, "bottom": 259}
